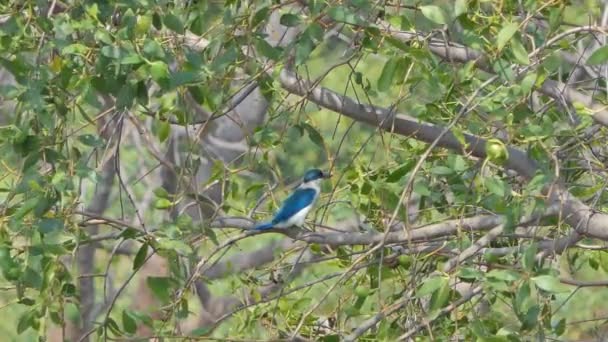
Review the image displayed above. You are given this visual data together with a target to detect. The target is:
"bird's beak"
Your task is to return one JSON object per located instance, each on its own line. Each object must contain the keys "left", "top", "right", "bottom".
{"left": 323, "top": 171, "right": 332, "bottom": 179}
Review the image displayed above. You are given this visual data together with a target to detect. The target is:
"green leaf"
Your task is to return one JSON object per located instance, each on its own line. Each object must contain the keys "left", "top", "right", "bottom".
{"left": 157, "top": 238, "right": 193, "bottom": 255}
{"left": 38, "top": 218, "right": 63, "bottom": 234}
{"left": 321, "top": 335, "right": 340, "bottom": 342}
{"left": 295, "top": 36, "right": 315, "bottom": 64}
{"left": 78, "top": 134, "right": 104, "bottom": 147}
{"left": 293, "top": 297, "right": 312, "bottom": 311}
{"left": 279, "top": 13, "right": 300, "bottom": 27}
{"left": 105, "top": 317, "right": 122, "bottom": 336}
{"left": 255, "top": 38, "right": 282, "bottom": 61}
{"left": 122, "top": 310, "right": 137, "bottom": 334}
{"left": 484, "top": 177, "right": 506, "bottom": 197}
{"left": 416, "top": 276, "right": 447, "bottom": 297}
{"left": 420, "top": 5, "right": 448, "bottom": 25}
{"left": 457, "top": 267, "right": 483, "bottom": 281}
{"left": 153, "top": 187, "right": 169, "bottom": 199}
{"left": 129, "top": 310, "right": 153, "bottom": 327}
{"left": 496, "top": 22, "right": 519, "bottom": 51}
{"left": 146, "top": 276, "right": 173, "bottom": 303}
{"left": 520, "top": 72, "right": 537, "bottom": 94}
{"left": 386, "top": 161, "right": 413, "bottom": 182}
{"left": 136, "top": 81, "right": 149, "bottom": 105}
{"left": 133, "top": 243, "right": 148, "bottom": 270}
{"left": 100, "top": 45, "right": 121, "bottom": 59}
{"left": 522, "top": 243, "right": 538, "bottom": 271}
{"left": 531, "top": 275, "right": 569, "bottom": 293}
{"left": 157, "top": 120, "right": 170, "bottom": 143}
{"left": 169, "top": 71, "right": 204, "bottom": 89}
{"left": 377, "top": 57, "right": 398, "bottom": 92}
{"left": 586, "top": 46, "right": 608, "bottom": 65}
{"left": 252, "top": 6, "right": 270, "bottom": 27}
{"left": 191, "top": 326, "right": 212, "bottom": 336}
{"left": 511, "top": 37, "right": 530, "bottom": 65}
{"left": 163, "top": 14, "right": 184, "bottom": 33}
{"left": 525, "top": 173, "right": 548, "bottom": 194}
{"left": 413, "top": 181, "right": 431, "bottom": 197}
{"left": 454, "top": 0, "right": 468, "bottom": 17}
{"left": 573, "top": 101, "right": 593, "bottom": 116}
{"left": 17, "top": 309, "right": 36, "bottom": 334}
{"left": 553, "top": 317, "right": 566, "bottom": 336}
{"left": 487, "top": 269, "right": 520, "bottom": 282}
{"left": 429, "top": 281, "right": 451, "bottom": 310}
{"left": 327, "top": 6, "right": 364, "bottom": 26}
{"left": 154, "top": 198, "right": 173, "bottom": 209}
{"left": 431, "top": 166, "right": 454, "bottom": 175}
{"left": 120, "top": 53, "right": 143, "bottom": 65}
{"left": 514, "top": 280, "right": 531, "bottom": 315}
{"left": 116, "top": 83, "right": 136, "bottom": 109}
{"left": 301, "top": 123, "right": 325, "bottom": 149}
{"left": 521, "top": 305, "right": 540, "bottom": 331}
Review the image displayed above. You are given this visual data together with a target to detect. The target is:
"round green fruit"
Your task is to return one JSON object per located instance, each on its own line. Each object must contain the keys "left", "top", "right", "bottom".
{"left": 135, "top": 15, "right": 152, "bottom": 36}
{"left": 398, "top": 255, "right": 412, "bottom": 268}
{"left": 355, "top": 286, "right": 370, "bottom": 297}
{"left": 485, "top": 138, "right": 509, "bottom": 164}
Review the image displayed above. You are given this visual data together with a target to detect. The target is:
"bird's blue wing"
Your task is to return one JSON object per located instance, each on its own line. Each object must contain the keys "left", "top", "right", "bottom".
{"left": 272, "top": 188, "right": 317, "bottom": 224}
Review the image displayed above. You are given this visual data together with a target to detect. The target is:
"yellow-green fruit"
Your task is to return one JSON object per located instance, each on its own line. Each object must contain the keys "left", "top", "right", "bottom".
{"left": 355, "top": 285, "right": 370, "bottom": 297}
{"left": 149, "top": 61, "right": 169, "bottom": 81}
{"left": 485, "top": 138, "right": 509, "bottom": 164}
{"left": 135, "top": 15, "right": 152, "bottom": 36}
{"left": 398, "top": 255, "right": 412, "bottom": 269}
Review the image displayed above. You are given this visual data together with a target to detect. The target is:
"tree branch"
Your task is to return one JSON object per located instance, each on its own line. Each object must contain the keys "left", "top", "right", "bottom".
{"left": 278, "top": 69, "right": 608, "bottom": 241}
{"left": 381, "top": 24, "right": 608, "bottom": 128}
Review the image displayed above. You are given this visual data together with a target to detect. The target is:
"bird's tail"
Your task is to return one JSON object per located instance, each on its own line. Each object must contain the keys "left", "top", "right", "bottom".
{"left": 254, "top": 222, "right": 274, "bottom": 230}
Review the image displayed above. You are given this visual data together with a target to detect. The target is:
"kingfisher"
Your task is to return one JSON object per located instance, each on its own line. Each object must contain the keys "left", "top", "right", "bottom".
{"left": 254, "top": 168, "right": 331, "bottom": 230}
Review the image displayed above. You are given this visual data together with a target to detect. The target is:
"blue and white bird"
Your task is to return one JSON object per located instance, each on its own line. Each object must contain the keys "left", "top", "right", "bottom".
{"left": 254, "top": 169, "right": 331, "bottom": 230}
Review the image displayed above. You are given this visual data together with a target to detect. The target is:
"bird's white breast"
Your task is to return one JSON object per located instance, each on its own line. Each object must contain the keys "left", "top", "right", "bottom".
{"left": 274, "top": 180, "right": 320, "bottom": 228}
{"left": 275, "top": 205, "right": 313, "bottom": 228}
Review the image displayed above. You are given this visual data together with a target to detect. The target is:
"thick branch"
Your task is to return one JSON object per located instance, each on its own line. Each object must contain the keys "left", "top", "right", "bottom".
{"left": 278, "top": 70, "right": 608, "bottom": 240}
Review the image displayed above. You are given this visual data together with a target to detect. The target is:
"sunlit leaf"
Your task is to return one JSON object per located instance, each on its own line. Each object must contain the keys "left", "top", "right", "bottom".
{"left": 586, "top": 46, "right": 608, "bottom": 65}
{"left": 420, "top": 5, "right": 448, "bottom": 25}
{"left": 531, "top": 275, "right": 570, "bottom": 293}
{"left": 496, "top": 22, "right": 519, "bottom": 51}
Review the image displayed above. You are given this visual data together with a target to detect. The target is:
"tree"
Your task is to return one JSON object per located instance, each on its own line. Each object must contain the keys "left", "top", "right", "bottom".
{"left": 1, "top": 0, "right": 608, "bottom": 340}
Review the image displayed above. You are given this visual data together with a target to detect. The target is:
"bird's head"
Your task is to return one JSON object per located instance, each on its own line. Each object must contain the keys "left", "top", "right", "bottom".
{"left": 302, "top": 168, "right": 331, "bottom": 183}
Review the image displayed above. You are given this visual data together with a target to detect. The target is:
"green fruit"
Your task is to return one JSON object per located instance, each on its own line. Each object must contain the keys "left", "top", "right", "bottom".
{"left": 485, "top": 138, "right": 509, "bottom": 164}
{"left": 354, "top": 285, "right": 370, "bottom": 297}
{"left": 135, "top": 15, "right": 152, "bottom": 36}
{"left": 398, "top": 255, "right": 412, "bottom": 269}
{"left": 149, "top": 61, "right": 169, "bottom": 82}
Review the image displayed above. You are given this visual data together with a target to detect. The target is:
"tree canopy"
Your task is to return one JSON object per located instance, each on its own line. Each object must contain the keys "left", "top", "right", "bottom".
{"left": 1, "top": 0, "right": 608, "bottom": 340}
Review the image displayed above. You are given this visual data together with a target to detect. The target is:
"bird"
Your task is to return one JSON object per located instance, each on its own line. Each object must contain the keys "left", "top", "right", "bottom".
{"left": 254, "top": 168, "right": 331, "bottom": 230}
